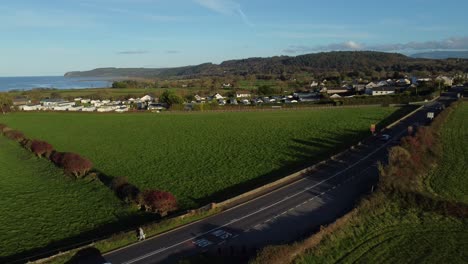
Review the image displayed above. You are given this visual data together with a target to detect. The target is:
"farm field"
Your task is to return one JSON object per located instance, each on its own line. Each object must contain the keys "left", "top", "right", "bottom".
{"left": 0, "top": 107, "right": 402, "bottom": 209}
{"left": 292, "top": 102, "right": 468, "bottom": 264}
{"left": 0, "top": 136, "right": 134, "bottom": 260}
{"left": 426, "top": 102, "right": 468, "bottom": 203}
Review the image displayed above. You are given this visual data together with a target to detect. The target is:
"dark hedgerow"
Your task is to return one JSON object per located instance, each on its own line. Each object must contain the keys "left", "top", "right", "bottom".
{"left": 110, "top": 176, "right": 141, "bottom": 203}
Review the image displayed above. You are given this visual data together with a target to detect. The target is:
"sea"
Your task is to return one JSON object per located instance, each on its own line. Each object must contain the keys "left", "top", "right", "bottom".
{"left": 0, "top": 76, "right": 113, "bottom": 92}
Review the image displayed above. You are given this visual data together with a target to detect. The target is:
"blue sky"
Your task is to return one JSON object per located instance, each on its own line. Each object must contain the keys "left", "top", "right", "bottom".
{"left": 1, "top": 0, "right": 468, "bottom": 76}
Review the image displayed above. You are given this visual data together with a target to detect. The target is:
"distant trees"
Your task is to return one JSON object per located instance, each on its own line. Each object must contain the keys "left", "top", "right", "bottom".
{"left": 160, "top": 90, "right": 184, "bottom": 107}
{"left": 31, "top": 140, "right": 54, "bottom": 158}
{"left": 0, "top": 93, "right": 13, "bottom": 114}
{"left": 143, "top": 190, "right": 178, "bottom": 216}
{"left": 257, "top": 85, "right": 275, "bottom": 95}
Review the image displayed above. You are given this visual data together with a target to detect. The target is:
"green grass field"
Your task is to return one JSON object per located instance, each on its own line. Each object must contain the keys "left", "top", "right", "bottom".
{"left": 293, "top": 102, "right": 468, "bottom": 264}
{"left": 0, "top": 136, "right": 134, "bottom": 259}
{"left": 426, "top": 102, "right": 468, "bottom": 203}
{"left": 0, "top": 107, "right": 400, "bottom": 209}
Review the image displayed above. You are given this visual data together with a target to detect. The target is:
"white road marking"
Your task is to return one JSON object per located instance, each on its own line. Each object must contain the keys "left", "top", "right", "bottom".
{"left": 121, "top": 126, "right": 407, "bottom": 264}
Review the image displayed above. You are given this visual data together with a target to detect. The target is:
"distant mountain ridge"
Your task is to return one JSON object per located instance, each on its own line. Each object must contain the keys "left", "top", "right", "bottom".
{"left": 410, "top": 51, "right": 468, "bottom": 59}
{"left": 65, "top": 51, "right": 468, "bottom": 79}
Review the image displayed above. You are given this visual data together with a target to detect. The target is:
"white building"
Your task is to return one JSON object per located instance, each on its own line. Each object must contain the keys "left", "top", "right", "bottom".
{"left": 236, "top": 91, "right": 252, "bottom": 98}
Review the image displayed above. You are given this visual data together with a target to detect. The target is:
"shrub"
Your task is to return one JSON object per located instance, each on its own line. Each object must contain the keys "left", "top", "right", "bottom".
{"left": 30, "top": 140, "right": 54, "bottom": 158}
{"left": 61, "top": 152, "right": 93, "bottom": 178}
{"left": 4, "top": 130, "right": 25, "bottom": 142}
{"left": 110, "top": 176, "right": 141, "bottom": 203}
{"left": 143, "top": 190, "right": 178, "bottom": 216}
{"left": 50, "top": 151, "right": 65, "bottom": 166}
{"left": 118, "top": 183, "right": 141, "bottom": 203}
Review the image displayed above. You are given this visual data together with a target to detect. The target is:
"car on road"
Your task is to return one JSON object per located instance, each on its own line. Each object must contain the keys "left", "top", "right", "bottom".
{"left": 380, "top": 134, "right": 391, "bottom": 141}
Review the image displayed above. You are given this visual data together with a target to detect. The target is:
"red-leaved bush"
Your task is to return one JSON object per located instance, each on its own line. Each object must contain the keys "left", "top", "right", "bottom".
{"left": 4, "top": 130, "right": 25, "bottom": 142}
{"left": 143, "top": 190, "right": 178, "bottom": 216}
{"left": 31, "top": 140, "right": 54, "bottom": 158}
{"left": 60, "top": 152, "right": 93, "bottom": 178}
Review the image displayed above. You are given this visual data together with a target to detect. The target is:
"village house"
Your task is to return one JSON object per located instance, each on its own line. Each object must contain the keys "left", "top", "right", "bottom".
{"left": 211, "top": 93, "right": 224, "bottom": 100}
{"left": 235, "top": 91, "right": 252, "bottom": 98}
{"left": 13, "top": 97, "right": 31, "bottom": 106}
{"left": 40, "top": 98, "right": 68, "bottom": 107}
{"left": 436, "top": 76, "right": 454, "bottom": 86}
{"left": 366, "top": 86, "right": 396, "bottom": 96}
{"left": 19, "top": 104, "right": 42, "bottom": 111}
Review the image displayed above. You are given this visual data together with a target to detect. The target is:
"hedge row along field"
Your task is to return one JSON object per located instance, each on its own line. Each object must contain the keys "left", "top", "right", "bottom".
{"left": 0, "top": 107, "right": 403, "bottom": 209}
{"left": 0, "top": 136, "right": 134, "bottom": 260}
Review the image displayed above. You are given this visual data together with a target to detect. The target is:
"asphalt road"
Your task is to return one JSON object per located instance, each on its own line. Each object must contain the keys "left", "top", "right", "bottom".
{"left": 103, "top": 97, "right": 453, "bottom": 264}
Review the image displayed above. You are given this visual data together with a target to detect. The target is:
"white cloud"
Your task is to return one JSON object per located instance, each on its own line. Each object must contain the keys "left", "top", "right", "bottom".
{"left": 194, "top": 0, "right": 253, "bottom": 26}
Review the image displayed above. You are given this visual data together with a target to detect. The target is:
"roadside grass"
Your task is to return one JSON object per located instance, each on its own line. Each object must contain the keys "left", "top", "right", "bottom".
{"left": 0, "top": 107, "right": 401, "bottom": 210}
{"left": 0, "top": 136, "right": 134, "bottom": 260}
{"left": 425, "top": 102, "right": 468, "bottom": 203}
{"left": 294, "top": 194, "right": 468, "bottom": 264}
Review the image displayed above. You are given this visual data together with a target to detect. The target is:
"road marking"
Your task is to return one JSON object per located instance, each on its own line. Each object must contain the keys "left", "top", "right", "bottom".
{"left": 121, "top": 124, "right": 409, "bottom": 264}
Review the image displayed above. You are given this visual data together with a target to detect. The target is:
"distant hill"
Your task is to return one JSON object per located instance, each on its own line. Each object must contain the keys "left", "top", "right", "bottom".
{"left": 411, "top": 51, "right": 468, "bottom": 59}
{"left": 65, "top": 51, "right": 468, "bottom": 79}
